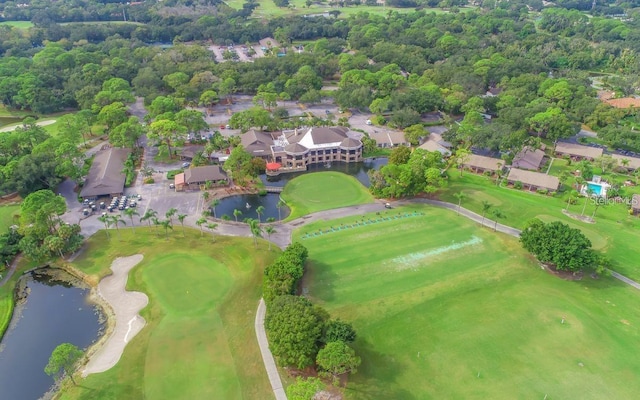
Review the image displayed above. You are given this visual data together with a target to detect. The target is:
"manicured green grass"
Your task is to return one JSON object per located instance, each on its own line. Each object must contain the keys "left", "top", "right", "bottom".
{"left": 0, "top": 21, "right": 33, "bottom": 29}
{"left": 281, "top": 171, "right": 374, "bottom": 220}
{"left": 0, "top": 205, "right": 19, "bottom": 232}
{"left": 439, "top": 171, "right": 640, "bottom": 280}
{"left": 296, "top": 205, "right": 640, "bottom": 399}
{"left": 59, "top": 228, "right": 276, "bottom": 400}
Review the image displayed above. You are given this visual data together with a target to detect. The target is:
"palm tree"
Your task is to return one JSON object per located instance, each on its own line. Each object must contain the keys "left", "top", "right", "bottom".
{"left": 140, "top": 209, "right": 157, "bottom": 229}
{"left": 202, "top": 191, "right": 210, "bottom": 209}
{"left": 177, "top": 214, "right": 187, "bottom": 237}
{"left": 212, "top": 199, "right": 220, "bottom": 218}
{"left": 255, "top": 205, "right": 265, "bottom": 223}
{"left": 98, "top": 214, "right": 111, "bottom": 239}
{"left": 109, "top": 214, "right": 126, "bottom": 239}
{"left": 276, "top": 199, "right": 285, "bottom": 220}
{"left": 45, "top": 235, "right": 66, "bottom": 260}
{"left": 160, "top": 219, "right": 173, "bottom": 239}
{"left": 196, "top": 217, "right": 207, "bottom": 236}
{"left": 247, "top": 218, "right": 262, "bottom": 248}
{"left": 151, "top": 217, "right": 161, "bottom": 237}
{"left": 581, "top": 188, "right": 594, "bottom": 216}
{"left": 233, "top": 209, "right": 242, "bottom": 222}
{"left": 453, "top": 192, "right": 466, "bottom": 215}
{"left": 123, "top": 208, "right": 140, "bottom": 235}
{"left": 266, "top": 217, "right": 276, "bottom": 223}
{"left": 565, "top": 189, "right": 579, "bottom": 211}
{"left": 165, "top": 207, "right": 178, "bottom": 226}
{"left": 265, "top": 225, "right": 276, "bottom": 251}
{"left": 481, "top": 201, "right": 492, "bottom": 227}
{"left": 490, "top": 208, "right": 506, "bottom": 231}
{"left": 207, "top": 223, "right": 218, "bottom": 242}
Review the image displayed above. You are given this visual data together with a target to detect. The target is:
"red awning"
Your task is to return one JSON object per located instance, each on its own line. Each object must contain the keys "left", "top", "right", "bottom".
{"left": 266, "top": 163, "right": 281, "bottom": 170}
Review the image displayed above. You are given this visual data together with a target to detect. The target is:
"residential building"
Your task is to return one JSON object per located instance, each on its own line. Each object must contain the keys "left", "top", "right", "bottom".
{"left": 507, "top": 168, "right": 559, "bottom": 192}
{"left": 174, "top": 166, "right": 228, "bottom": 191}
{"left": 80, "top": 148, "right": 131, "bottom": 200}
{"left": 611, "top": 154, "right": 640, "bottom": 171}
{"left": 418, "top": 134, "right": 452, "bottom": 156}
{"left": 512, "top": 146, "right": 546, "bottom": 170}
{"left": 463, "top": 154, "right": 504, "bottom": 174}
{"left": 555, "top": 142, "right": 603, "bottom": 160}
{"left": 369, "top": 130, "right": 409, "bottom": 148}
{"left": 241, "top": 129, "right": 277, "bottom": 160}
{"left": 180, "top": 146, "right": 205, "bottom": 161}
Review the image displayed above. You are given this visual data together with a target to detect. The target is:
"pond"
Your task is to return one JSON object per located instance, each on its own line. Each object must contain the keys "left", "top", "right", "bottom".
{"left": 0, "top": 116, "right": 23, "bottom": 128}
{"left": 213, "top": 193, "right": 290, "bottom": 222}
{"left": 0, "top": 269, "right": 104, "bottom": 400}
{"left": 260, "top": 157, "right": 388, "bottom": 188}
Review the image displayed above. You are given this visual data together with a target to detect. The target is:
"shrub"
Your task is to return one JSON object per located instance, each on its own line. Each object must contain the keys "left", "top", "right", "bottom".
{"left": 258, "top": 189, "right": 267, "bottom": 196}
{"left": 166, "top": 169, "right": 183, "bottom": 179}
{"left": 143, "top": 177, "right": 155, "bottom": 184}
{"left": 514, "top": 181, "right": 523, "bottom": 189}
{"left": 536, "top": 188, "right": 548, "bottom": 195}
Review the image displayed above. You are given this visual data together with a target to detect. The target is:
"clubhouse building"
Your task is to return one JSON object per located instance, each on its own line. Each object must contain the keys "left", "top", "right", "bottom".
{"left": 241, "top": 126, "right": 363, "bottom": 175}
{"left": 80, "top": 147, "right": 130, "bottom": 200}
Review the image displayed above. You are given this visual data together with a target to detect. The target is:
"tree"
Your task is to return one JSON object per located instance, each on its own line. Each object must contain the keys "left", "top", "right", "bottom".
{"left": 323, "top": 319, "right": 356, "bottom": 343}
{"left": 212, "top": 199, "right": 220, "bottom": 218}
{"left": 110, "top": 117, "right": 144, "bottom": 149}
{"left": 44, "top": 235, "right": 65, "bottom": 260}
{"left": 520, "top": 219, "right": 596, "bottom": 272}
{"left": 247, "top": 218, "right": 262, "bottom": 247}
{"left": 388, "top": 145, "right": 411, "bottom": 165}
{"left": 454, "top": 192, "right": 466, "bottom": 215}
{"left": 265, "top": 225, "right": 276, "bottom": 251}
{"left": 177, "top": 214, "right": 187, "bottom": 237}
{"left": 265, "top": 295, "right": 324, "bottom": 369}
{"left": 97, "top": 102, "right": 128, "bottom": 132}
{"left": 527, "top": 107, "right": 577, "bottom": 141}
{"left": 98, "top": 214, "right": 111, "bottom": 240}
{"left": 581, "top": 188, "right": 594, "bottom": 216}
{"left": 481, "top": 201, "right": 492, "bottom": 226}
{"left": 256, "top": 205, "right": 265, "bottom": 223}
{"left": 147, "top": 119, "right": 187, "bottom": 160}
{"left": 199, "top": 90, "right": 219, "bottom": 107}
{"left": 44, "top": 343, "right": 83, "bottom": 385}
{"left": 490, "top": 208, "right": 506, "bottom": 231}
{"left": 454, "top": 148, "right": 471, "bottom": 177}
{"left": 196, "top": 217, "right": 207, "bottom": 236}
{"left": 276, "top": 199, "right": 285, "bottom": 221}
{"left": 565, "top": 189, "right": 579, "bottom": 211}
{"left": 140, "top": 209, "right": 157, "bottom": 230}
{"left": 206, "top": 223, "right": 218, "bottom": 242}
{"left": 165, "top": 207, "right": 178, "bottom": 226}
{"left": 160, "top": 219, "right": 173, "bottom": 239}
{"left": 403, "top": 124, "right": 427, "bottom": 146}
{"left": 109, "top": 214, "right": 126, "bottom": 239}
{"left": 316, "top": 341, "right": 361, "bottom": 384}
{"left": 123, "top": 208, "right": 140, "bottom": 235}
{"left": 223, "top": 145, "right": 255, "bottom": 185}
{"left": 286, "top": 377, "right": 324, "bottom": 400}
{"left": 20, "top": 190, "right": 66, "bottom": 236}
{"left": 233, "top": 209, "right": 242, "bottom": 222}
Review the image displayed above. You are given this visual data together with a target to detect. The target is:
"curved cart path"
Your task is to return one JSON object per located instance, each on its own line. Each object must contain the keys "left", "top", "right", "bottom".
{"left": 82, "top": 254, "right": 148, "bottom": 377}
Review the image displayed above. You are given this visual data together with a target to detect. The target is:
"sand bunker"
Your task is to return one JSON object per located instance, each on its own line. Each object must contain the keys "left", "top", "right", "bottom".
{"left": 82, "top": 254, "right": 148, "bottom": 377}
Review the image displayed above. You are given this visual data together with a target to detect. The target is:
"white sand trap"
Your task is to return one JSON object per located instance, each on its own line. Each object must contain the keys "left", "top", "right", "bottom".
{"left": 0, "top": 119, "right": 56, "bottom": 132}
{"left": 391, "top": 236, "right": 483, "bottom": 271}
{"left": 82, "top": 254, "right": 148, "bottom": 377}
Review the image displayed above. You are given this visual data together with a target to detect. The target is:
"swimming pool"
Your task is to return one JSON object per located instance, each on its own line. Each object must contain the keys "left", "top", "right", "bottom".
{"left": 587, "top": 183, "right": 604, "bottom": 196}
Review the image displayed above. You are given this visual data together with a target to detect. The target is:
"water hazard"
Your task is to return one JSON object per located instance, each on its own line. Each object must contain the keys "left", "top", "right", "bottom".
{"left": 0, "top": 268, "right": 104, "bottom": 400}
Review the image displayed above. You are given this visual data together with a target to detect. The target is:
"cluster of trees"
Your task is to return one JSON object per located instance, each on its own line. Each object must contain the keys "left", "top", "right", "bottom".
{"left": 17, "top": 190, "right": 84, "bottom": 263}
{"left": 264, "top": 243, "right": 361, "bottom": 389}
{"left": 0, "top": 226, "right": 22, "bottom": 268}
{"left": 0, "top": 115, "right": 88, "bottom": 196}
{"left": 369, "top": 146, "right": 447, "bottom": 198}
{"left": 520, "top": 219, "right": 609, "bottom": 273}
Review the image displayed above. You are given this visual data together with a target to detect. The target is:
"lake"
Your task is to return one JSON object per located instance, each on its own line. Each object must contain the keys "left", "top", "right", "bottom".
{"left": 0, "top": 269, "right": 104, "bottom": 400}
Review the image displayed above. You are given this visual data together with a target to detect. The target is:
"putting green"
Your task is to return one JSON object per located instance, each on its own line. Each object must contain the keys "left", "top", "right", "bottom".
{"left": 281, "top": 171, "right": 374, "bottom": 220}
{"left": 60, "top": 230, "right": 276, "bottom": 400}
{"left": 296, "top": 205, "right": 640, "bottom": 399}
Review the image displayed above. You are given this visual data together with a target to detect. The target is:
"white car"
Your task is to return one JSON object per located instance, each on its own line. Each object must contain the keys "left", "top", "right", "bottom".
{"left": 366, "top": 119, "right": 372, "bottom": 125}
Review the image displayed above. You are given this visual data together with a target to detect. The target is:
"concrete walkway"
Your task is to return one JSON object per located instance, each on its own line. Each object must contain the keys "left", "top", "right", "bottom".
{"left": 255, "top": 299, "right": 287, "bottom": 400}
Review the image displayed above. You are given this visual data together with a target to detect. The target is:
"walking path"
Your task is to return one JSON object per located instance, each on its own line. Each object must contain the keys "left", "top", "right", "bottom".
{"left": 255, "top": 299, "right": 287, "bottom": 400}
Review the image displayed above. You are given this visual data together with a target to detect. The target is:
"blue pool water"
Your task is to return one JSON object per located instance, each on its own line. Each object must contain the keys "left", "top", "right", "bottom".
{"left": 587, "top": 183, "right": 603, "bottom": 195}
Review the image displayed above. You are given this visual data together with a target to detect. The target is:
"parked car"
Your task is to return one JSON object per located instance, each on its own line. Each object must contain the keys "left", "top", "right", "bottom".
{"left": 182, "top": 162, "right": 190, "bottom": 168}
{"left": 169, "top": 183, "right": 175, "bottom": 189}
{"left": 366, "top": 119, "right": 372, "bottom": 125}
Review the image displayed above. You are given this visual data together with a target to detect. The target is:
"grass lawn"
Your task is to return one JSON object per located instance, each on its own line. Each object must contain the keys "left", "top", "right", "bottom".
{"left": 59, "top": 227, "right": 276, "bottom": 400}
{"left": 296, "top": 205, "right": 640, "bottom": 399}
{"left": 0, "top": 205, "right": 19, "bottom": 232}
{"left": 280, "top": 171, "right": 374, "bottom": 220}
{"left": 0, "top": 21, "right": 33, "bottom": 29}
{"left": 438, "top": 171, "right": 640, "bottom": 281}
